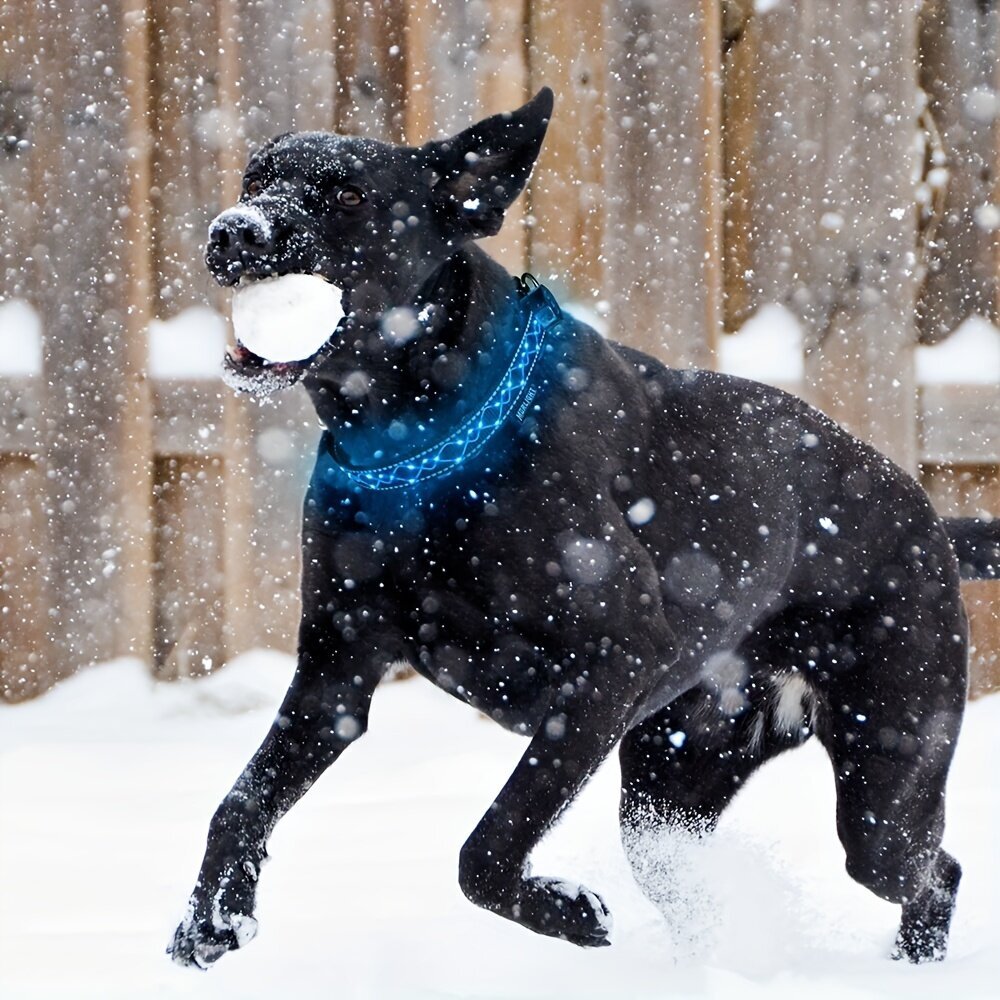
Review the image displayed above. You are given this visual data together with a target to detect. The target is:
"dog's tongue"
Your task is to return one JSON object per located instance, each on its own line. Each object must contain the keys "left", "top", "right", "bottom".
{"left": 232, "top": 273, "right": 344, "bottom": 363}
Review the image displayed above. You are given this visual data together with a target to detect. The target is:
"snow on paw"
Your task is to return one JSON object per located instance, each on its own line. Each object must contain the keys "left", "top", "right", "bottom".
{"left": 166, "top": 898, "right": 258, "bottom": 969}
{"left": 890, "top": 922, "right": 947, "bottom": 964}
{"left": 516, "top": 876, "right": 612, "bottom": 947}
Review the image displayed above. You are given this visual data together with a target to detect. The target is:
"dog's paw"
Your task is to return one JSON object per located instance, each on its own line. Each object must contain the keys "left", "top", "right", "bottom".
{"left": 167, "top": 896, "right": 259, "bottom": 970}
{"left": 890, "top": 922, "right": 948, "bottom": 964}
{"left": 514, "top": 876, "right": 612, "bottom": 948}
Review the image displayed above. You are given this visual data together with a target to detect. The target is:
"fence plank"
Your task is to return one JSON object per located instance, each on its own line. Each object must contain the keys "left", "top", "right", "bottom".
{"left": 526, "top": 0, "right": 605, "bottom": 303}
{"left": 0, "top": 0, "right": 36, "bottom": 301}
{"left": 148, "top": 0, "right": 222, "bottom": 315}
{"left": 153, "top": 456, "right": 225, "bottom": 678}
{"left": 725, "top": 0, "right": 922, "bottom": 470}
{"left": 240, "top": 0, "right": 337, "bottom": 145}
{"left": 147, "top": 0, "right": 234, "bottom": 673}
{"left": 120, "top": 0, "right": 157, "bottom": 662}
{"left": 0, "top": 455, "right": 47, "bottom": 700}
{"left": 0, "top": 0, "right": 51, "bottom": 698}
{"left": 722, "top": 0, "right": 830, "bottom": 334}
{"left": 603, "top": 0, "right": 722, "bottom": 368}
{"left": 404, "top": 0, "right": 528, "bottom": 273}
{"left": 917, "top": 0, "right": 999, "bottom": 342}
{"left": 721, "top": 0, "right": 755, "bottom": 332}
{"left": 214, "top": 0, "right": 259, "bottom": 663}
{"left": 152, "top": 380, "right": 225, "bottom": 456}
{"left": 334, "top": 0, "right": 407, "bottom": 142}
{"left": 29, "top": 0, "right": 154, "bottom": 683}
{"left": 922, "top": 465, "right": 1000, "bottom": 698}
{"left": 802, "top": 0, "right": 922, "bottom": 471}
{"left": 919, "top": 384, "right": 1000, "bottom": 464}
{"left": 234, "top": 1, "right": 338, "bottom": 652}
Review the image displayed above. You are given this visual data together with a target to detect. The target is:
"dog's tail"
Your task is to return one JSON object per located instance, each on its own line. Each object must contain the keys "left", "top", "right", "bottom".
{"left": 945, "top": 517, "right": 1000, "bottom": 580}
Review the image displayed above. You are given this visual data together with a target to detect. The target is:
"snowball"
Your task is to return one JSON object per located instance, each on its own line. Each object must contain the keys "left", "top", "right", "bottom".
{"left": 232, "top": 273, "right": 344, "bottom": 363}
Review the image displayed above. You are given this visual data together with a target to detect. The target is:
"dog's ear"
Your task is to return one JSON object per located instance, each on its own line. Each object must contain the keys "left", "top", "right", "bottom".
{"left": 422, "top": 87, "right": 554, "bottom": 239}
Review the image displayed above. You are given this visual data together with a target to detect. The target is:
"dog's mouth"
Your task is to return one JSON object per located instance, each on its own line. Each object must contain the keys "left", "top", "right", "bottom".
{"left": 222, "top": 342, "right": 306, "bottom": 398}
{"left": 222, "top": 270, "right": 347, "bottom": 397}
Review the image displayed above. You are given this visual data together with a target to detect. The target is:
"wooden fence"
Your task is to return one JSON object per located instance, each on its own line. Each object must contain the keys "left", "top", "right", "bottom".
{"left": 0, "top": 0, "right": 998, "bottom": 701}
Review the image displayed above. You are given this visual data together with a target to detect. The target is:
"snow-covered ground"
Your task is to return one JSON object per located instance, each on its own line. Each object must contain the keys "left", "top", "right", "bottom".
{"left": 1, "top": 652, "right": 998, "bottom": 999}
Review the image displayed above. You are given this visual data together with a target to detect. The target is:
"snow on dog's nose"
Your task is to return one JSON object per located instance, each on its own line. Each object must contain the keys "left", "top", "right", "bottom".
{"left": 231, "top": 273, "right": 345, "bottom": 363}
{"left": 208, "top": 205, "right": 275, "bottom": 258}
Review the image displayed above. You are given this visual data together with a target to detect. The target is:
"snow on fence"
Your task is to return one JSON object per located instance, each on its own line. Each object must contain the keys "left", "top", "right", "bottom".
{"left": 0, "top": 0, "right": 997, "bottom": 700}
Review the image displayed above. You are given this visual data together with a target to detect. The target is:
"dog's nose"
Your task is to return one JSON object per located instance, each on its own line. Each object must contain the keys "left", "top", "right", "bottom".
{"left": 206, "top": 206, "right": 275, "bottom": 272}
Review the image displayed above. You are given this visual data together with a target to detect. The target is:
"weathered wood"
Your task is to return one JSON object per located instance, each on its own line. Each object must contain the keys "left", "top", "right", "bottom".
{"left": 217, "top": 0, "right": 258, "bottom": 661}
{"left": 917, "top": 0, "right": 999, "bottom": 342}
{"left": 30, "top": 0, "right": 154, "bottom": 680}
{"left": 721, "top": 0, "right": 757, "bottom": 333}
{"left": 722, "top": 1, "right": 830, "bottom": 335}
{"left": 334, "top": 0, "right": 407, "bottom": 142}
{"left": 152, "top": 379, "right": 226, "bottom": 456}
{"left": 603, "top": 0, "right": 723, "bottom": 368}
{"left": 0, "top": 2, "right": 49, "bottom": 700}
{"left": 235, "top": 1, "right": 340, "bottom": 651}
{"left": 0, "top": 0, "right": 996, "bottom": 701}
{"left": 144, "top": 0, "right": 247, "bottom": 671}
{"left": 404, "top": 0, "right": 528, "bottom": 273}
{"left": 922, "top": 464, "right": 1000, "bottom": 697}
{"left": 0, "top": 455, "right": 48, "bottom": 701}
{"left": 724, "top": 0, "right": 922, "bottom": 470}
{"left": 404, "top": 0, "right": 489, "bottom": 139}
{"left": 919, "top": 384, "right": 1000, "bottom": 465}
{"left": 0, "top": 378, "right": 40, "bottom": 454}
{"left": 0, "top": 0, "right": 36, "bottom": 301}
{"left": 239, "top": 0, "right": 337, "bottom": 146}
{"left": 803, "top": 0, "right": 922, "bottom": 472}
{"left": 152, "top": 456, "right": 225, "bottom": 679}
{"left": 148, "top": 0, "right": 222, "bottom": 315}
{"left": 121, "top": 0, "right": 157, "bottom": 663}
{"left": 526, "top": 0, "right": 605, "bottom": 302}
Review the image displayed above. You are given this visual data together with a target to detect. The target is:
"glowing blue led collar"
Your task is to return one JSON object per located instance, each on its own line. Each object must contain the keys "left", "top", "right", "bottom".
{"left": 327, "top": 277, "right": 563, "bottom": 491}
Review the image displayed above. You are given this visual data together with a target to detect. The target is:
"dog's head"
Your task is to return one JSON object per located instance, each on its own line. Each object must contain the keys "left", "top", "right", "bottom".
{"left": 208, "top": 88, "right": 553, "bottom": 396}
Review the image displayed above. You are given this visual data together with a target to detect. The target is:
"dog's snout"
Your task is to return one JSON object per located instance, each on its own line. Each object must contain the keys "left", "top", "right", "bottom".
{"left": 208, "top": 208, "right": 273, "bottom": 251}
{"left": 206, "top": 206, "right": 276, "bottom": 280}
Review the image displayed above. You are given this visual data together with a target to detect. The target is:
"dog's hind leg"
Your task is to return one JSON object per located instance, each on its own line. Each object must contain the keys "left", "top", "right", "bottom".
{"left": 815, "top": 598, "right": 967, "bottom": 963}
{"left": 618, "top": 672, "right": 808, "bottom": 918}
{"left": 619, "top": 684, "right": 794, "bottom": 834}
{"left": 822, "top": 723, "right": 963, "bottom": 963}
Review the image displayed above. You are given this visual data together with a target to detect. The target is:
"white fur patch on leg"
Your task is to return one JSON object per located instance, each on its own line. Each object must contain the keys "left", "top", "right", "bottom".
{"left": 770, "top": 672, "right": 815, "bottom": 736}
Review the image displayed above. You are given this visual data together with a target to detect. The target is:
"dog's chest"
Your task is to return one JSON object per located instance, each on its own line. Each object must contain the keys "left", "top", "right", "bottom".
{"left": 388, "top": 523, "right": 561, "bottom": 730}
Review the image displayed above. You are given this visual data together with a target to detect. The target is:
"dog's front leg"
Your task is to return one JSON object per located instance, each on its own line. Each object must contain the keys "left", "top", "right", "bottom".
{"left": 168, "top": 580, "right": 403, "bottom": 969}
{"left": 458, "top": 637, "right": 663, "bottom": 948}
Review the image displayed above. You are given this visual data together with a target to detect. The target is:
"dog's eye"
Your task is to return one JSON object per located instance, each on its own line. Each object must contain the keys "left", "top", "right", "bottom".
{"left": 336, "top": 186, "right": 366, "bottom": 208}
{"left": 246, "top": 178, "right": 263, "bottom": 197}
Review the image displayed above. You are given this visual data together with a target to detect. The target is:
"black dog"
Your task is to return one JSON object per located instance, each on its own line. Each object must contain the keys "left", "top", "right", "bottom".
{"left": 169, "top": 88, "right": 999, "bottom": 967}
